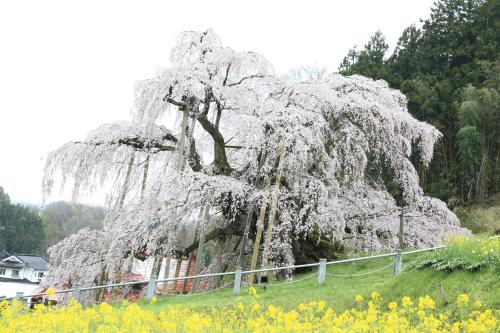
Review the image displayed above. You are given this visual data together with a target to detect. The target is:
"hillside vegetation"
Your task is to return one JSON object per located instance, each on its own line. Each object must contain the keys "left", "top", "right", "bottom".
{"left": 455, "top": 194, "right": 500, "bottom": 234}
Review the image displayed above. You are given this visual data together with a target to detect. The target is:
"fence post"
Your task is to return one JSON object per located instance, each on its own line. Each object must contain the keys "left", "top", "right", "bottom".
{"left": 317, "top": 259, "right": 326, "bottom": 285}
{"left": 233, "top": 266, "right": 242, "bottom": 294}
{"left": 393, "top": 250, "right": 403, "bottom": 274}
{"left": 15, "top": 292, "right": 26, "bottom": 306}
{"left": 146, "top": 277, "right": 157, "bottom": 300}
{"left": 15, "top": 291, "right": 24, "bottom": 302}
{"left": 73, "top": 283, "right": 82, "bottom": 302}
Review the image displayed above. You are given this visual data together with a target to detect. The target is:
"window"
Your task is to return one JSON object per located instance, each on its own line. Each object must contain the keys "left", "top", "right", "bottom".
{"left": 0, "top": 268, "right": 5, "bottom": 275}
{"left": 11, "top": 269, "right": 19, "bottom": 278}
{"left": 37, "top": 272, "right": 44, "bottom": 278}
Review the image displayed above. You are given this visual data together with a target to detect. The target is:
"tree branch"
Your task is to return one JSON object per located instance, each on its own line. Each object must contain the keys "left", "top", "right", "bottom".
{"left": 227, "top": 74, "right": 265, "bottom": 87}
{"left": 195, "top": 89, "right": 231, "bottom": 175}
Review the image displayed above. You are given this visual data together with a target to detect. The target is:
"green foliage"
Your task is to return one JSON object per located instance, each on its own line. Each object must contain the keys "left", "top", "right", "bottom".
{"left": 409, "top": 236, "right": 500, "bottom": 272}
{"left": 0, "top": 187, "right": 45, "bottom": 254}
{"left": 39, "top": 201, "right": 105, "bottom": 253}
{"left": 457, "top": 125, "right": 482, "bottom": 199}
{"left": 339, "top": 31, "right": 389, "bottom": 80}
{"left": 454, "top": 196, "right": 500, "bottom": 234}
{"left": 339, "top": 0, "right": 500, "bottom": 205}
{"left": 0, "top": 187, "right": 105, "bottom": 255}
{"left": 457, "top": 82, "right": 500, "bottom": 201}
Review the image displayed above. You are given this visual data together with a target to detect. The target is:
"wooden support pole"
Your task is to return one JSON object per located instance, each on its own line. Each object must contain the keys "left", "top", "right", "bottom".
{"left": 215, "top": 236, "right": 225, "bottom": 288}
{"left": 171, "top": 258, "right": 182, "bottom": 294}
{"left": 247, "top": 176, "right": 272, "bottom": 285}
{"left": 182, "top": 205, "right": 206, "bottom": 293}
{"left": 238, "top": 151, "right": 267, "bottom": 268}
{"left": 238, "top": 207, "right": 254, "bottom": 267}
{"left": 176, "top": 109, "right": 189, "bottom": 171}
{"left": 150, "top": 255, "right": 162, "bottom": 278}
{"left": 140, "top": 155, "right": 150, "bottom": 198}
{"left": 160, "top": 109, "right": 189, "bottom": 294}
{"left": 181, "top": 255, "right": 194, "bottom": 293}
{"left": 399, "top": 209, "right": 404, "bottom": 250}
{"left": 118, "top": 153, "right": 135, "bottom": 209}
{"left": 192, "top": 204, "right": 210, "bottom": 293}
{"left": 261, "top": 144, "right": 286, "bottom": 276}
{"left": 161, "top": 254, "right": 172, "bottom": 295}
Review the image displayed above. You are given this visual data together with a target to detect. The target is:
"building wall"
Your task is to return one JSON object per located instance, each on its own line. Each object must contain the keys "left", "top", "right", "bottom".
{"left": 0, "top": 267, "right": 46, "bottom": 283}
{"left": 0, "top": 267, "right": 23, "bottom": 279}
{"left": 0, "top": 282, "right": 40, "bottom": 298}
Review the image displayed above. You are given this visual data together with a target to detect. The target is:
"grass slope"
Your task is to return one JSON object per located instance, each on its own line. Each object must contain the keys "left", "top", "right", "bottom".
{"left": 142, "top": 253, "right": 500, "bottom": 313}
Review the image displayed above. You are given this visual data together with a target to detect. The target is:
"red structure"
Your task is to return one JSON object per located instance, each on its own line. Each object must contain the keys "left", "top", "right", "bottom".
{"left": 158, "top": 254, "right": 207, "bottom": 294}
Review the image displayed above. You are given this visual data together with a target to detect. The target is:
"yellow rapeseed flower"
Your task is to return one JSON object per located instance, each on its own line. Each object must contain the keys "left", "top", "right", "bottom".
{"left": 0, "top": 292, "right": 497, "bottom": 332}
{"left": 370, "top": 291, "right": 382, "bottom": 302}
{"left": 402, "top": 296, "right": 413, "bottom": 308}
{"left": 388, "top": 301, "right": 397, "bottom": 311}
{"left": 355, "top": 295, "right": 364, "bottom": 303}
{"left": 248, "top": 286, "right": 257, "bottom": 297}
{"left": 457, "top": 294, "right": 469, "bottom": 306}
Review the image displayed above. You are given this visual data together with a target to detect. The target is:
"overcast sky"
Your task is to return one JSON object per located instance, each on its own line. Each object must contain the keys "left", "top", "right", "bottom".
{"left": 0, "top": 0, "right": 435, "bottom": 205}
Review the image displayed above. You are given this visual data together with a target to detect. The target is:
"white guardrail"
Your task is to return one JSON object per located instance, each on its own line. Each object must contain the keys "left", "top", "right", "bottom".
{"left": 0, "top": 244, "right": 451, "bottom": 304}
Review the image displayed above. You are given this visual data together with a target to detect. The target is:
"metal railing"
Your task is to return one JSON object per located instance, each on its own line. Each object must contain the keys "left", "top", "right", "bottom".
{"left": 0, "top": 244, "right": 451, "bottom": 305}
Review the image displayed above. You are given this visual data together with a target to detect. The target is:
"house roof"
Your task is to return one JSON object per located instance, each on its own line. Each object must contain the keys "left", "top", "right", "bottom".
{"left": 16, "top": 255, "right": 49, "bottom": 271}
{"left": 0, "top": 254, "right": 49, "bottom": 271}
{"left": 0, "top": 261, "right": 24, "bottom": 269}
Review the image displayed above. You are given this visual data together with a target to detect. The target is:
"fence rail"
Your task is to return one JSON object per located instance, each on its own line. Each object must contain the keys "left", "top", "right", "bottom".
{"left": 3, "top": 237, "right": 497, "bottom": 304}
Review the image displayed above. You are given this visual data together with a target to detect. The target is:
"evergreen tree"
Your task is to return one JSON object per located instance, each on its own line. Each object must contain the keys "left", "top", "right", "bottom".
{"left": 339, "top": 31, "right": 389, "bottom": 80}
{"left": 339, "top": 0, "right": 500, "bottom": 204}
{"left": 0, "top": 187, "right": 45, "bottom": 254}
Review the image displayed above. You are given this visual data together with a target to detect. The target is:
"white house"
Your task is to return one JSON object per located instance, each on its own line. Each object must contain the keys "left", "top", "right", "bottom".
{"left": 0, "top": 252, "right": 49, "bottom": 283}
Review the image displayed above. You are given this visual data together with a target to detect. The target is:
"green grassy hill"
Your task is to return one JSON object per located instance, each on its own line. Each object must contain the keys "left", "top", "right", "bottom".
{"left": 143, "top": 243, "right": 500, "bottom": 313}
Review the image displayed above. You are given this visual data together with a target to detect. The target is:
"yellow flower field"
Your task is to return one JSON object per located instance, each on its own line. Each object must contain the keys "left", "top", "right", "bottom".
{"left": 0, "top": 291, "right": 497, "bottom": 332}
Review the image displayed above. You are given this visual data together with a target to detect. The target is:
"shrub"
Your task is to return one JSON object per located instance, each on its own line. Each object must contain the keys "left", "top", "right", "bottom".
{"left": 409, "top": 236, "right": 499, "bottom": 272}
